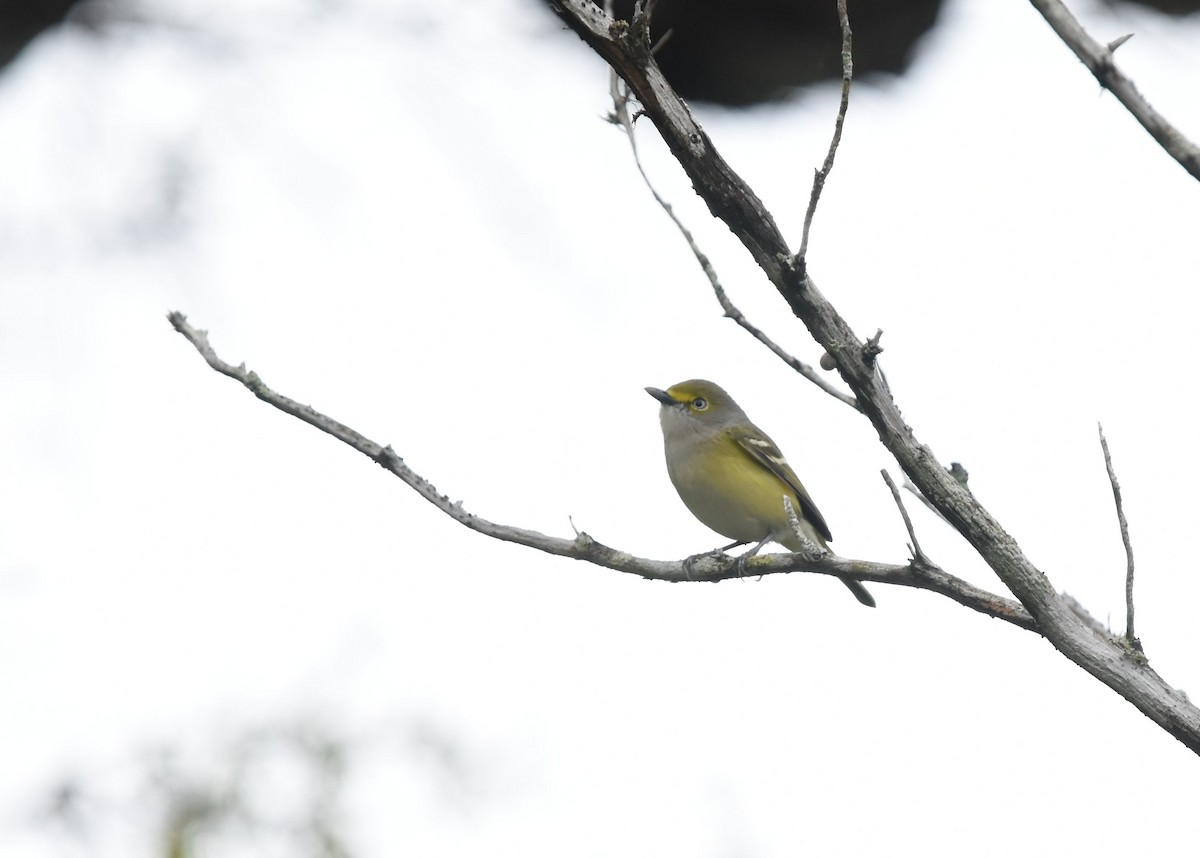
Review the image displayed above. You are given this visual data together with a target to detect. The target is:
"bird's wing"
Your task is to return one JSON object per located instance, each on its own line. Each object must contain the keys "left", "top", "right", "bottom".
{"left": 732, "top": 427, "right": 833, "bottom": 542}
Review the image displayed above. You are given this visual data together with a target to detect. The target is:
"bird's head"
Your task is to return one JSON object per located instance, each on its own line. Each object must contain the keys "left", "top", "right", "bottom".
{"left": 645, "top": 379, "right": 747, "bottom": 433}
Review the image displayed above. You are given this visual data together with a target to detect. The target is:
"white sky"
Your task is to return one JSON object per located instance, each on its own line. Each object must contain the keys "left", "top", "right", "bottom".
{"left": 1, "top": 0, "right": 1199, "bottom": 855}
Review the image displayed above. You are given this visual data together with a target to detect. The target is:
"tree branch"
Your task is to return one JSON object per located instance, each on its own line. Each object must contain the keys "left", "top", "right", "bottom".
{"left": 1099, "top": 424, "right": 1139, "bottom": 651}
{"left": 797, "top": 0, "right": 852, "bottom": 261}
{"left": 166, "top": 311, "right": 1035, "bottom": 631}
{"left": 605, "top": 70, "right": 858, "bottom": 411}
{"left": 1029, "top": 0, "right": 1200, "bottom": 181}
{"left": 548, "top": 0, "right": 1200, "bottom": 753}
{"left": 882, "top": 470, "right": 929, "bottom": 567}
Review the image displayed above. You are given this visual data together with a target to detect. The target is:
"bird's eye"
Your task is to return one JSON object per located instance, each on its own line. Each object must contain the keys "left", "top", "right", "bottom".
{"left": 692, "top": 397, "right": 708, "bottom": 410}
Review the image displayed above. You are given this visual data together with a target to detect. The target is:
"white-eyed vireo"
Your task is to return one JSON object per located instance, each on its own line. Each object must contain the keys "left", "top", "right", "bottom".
{"left": 646, "top": 379, "right": 875, "bottom": 607}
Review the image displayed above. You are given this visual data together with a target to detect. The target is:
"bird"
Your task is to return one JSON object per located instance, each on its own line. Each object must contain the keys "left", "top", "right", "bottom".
{"left": 646, "top": 378, "right": 874, "bottom": 607}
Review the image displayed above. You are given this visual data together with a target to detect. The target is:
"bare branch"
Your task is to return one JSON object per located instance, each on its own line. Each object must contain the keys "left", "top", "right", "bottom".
{"left": 797, "top": 0, "right": 853, "bottom": 260}
{"left": 882, "top": 470, "right": 929, "bottom": 566}
{"left": 1099, "top": 423, "right": 1139, "bottom": 650}
{"left": 708, "top": 277, "right": 858, "bottom": 410}
{"left": 1029, "top": 0, "right": 1200, "bottom": 180}
{"left": 167, "top": 311, "right": 1035, "bottom": 630}
{"left": 606, "top": 72, "right": 858, "bottom": 411}
{"left": 898, "top": 469, "right": 1117, "bottom": 635}
{"left": 548, "top": 0, "right": 1200, "bottom": 753}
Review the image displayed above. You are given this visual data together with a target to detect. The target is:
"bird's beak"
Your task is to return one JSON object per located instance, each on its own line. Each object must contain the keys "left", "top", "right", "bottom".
{"left": 645, "top": 387, "right": 674, "bottom": 406}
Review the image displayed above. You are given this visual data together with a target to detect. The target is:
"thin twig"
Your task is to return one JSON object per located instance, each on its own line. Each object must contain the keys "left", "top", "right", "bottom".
{"left": 797, "top": 0, "right": 853, "bottom": 260}
{"left": 1099, "top": 423, "right": 1139, "bottom": 650}
{"left": 606, "top": 72, "right": 859, "bottom": 411}
{"left": 711, "top": 283, "right": 859, "bottom": 409}
{"left": 167, "top": 311, "right": 1036, "bottom": 630}
{"left": 882, "top": 470, "right": 929, "bottom": 566}
{"left": 1029, "top": 0, "right": 1200, "bottom": 180}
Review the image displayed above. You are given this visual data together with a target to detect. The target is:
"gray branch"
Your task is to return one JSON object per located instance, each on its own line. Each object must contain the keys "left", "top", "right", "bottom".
{"left": 549, "top": 0, "right": 1200, "bottom": 754}
{"left": 882, "top": 470, "right": 929, "bottom": 567}
{"left": 1029, "top": 0, "right": 1200, "bottom": 180}
{"left": 797, "top": 0, "right": 852, "bottom": 261}
{"left": 605, "top": 68, "right": 858, "bottom": 411}
{"left": 1099, "top": 424, "right": 1139, "bottom": 651}
{"left": 166, "top": 311, "right": 1035, "bottom": 632}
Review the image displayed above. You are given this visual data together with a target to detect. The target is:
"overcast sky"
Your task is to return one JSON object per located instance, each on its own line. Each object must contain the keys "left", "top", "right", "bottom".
{"left": 2, "top": 0, "right": 1199, "bottom": 855}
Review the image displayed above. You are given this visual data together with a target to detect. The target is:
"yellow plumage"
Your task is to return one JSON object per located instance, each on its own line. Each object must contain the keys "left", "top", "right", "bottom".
{"left": 647, "top": 379, "right": 873, "bottom": 607}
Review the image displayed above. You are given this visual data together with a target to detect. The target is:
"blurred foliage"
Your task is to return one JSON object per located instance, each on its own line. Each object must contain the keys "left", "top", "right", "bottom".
{"left": 35, "top": 714, "right": 483, "bottom": 858}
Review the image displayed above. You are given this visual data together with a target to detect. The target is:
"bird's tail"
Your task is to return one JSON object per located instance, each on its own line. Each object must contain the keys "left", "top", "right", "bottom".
{"left": 839, "top": 576, "right": 876, "bottom": 608}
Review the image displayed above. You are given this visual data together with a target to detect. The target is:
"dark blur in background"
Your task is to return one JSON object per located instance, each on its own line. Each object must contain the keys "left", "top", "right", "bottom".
{"left": 6, "top": 0, "right": 1198, "bottom": 106}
